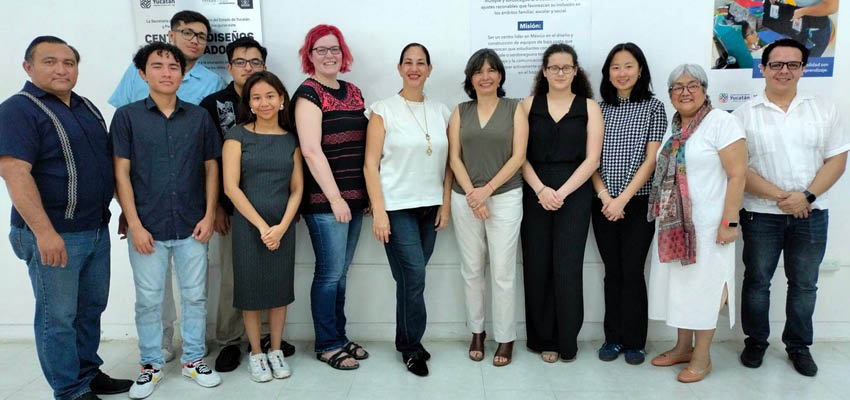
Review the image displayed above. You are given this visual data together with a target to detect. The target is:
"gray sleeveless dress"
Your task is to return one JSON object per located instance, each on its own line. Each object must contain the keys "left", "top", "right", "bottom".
{"left": 225, "top": 125, "right": 298, "bottom": 310}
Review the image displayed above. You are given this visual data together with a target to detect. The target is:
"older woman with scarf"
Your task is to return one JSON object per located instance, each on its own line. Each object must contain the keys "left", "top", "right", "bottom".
{"left": 646, "top": 64, "right": 747, "bottom": 383}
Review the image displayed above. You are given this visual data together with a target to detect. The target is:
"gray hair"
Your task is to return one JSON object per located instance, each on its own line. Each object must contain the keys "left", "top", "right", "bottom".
{"left": 667, "top": 64, "right": 708, "bottom": 92}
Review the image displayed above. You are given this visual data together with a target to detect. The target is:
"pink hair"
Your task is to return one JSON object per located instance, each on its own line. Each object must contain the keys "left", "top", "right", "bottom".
{"left": 298, "top": 24, "right": 353, "bottom": 75}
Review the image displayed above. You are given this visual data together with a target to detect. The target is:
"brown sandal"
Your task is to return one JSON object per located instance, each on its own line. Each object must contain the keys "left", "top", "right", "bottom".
{"left": 493, "top": 341, "right": 514, "bottom": 367}
{"left": 468, "top": 331, "right": 486, "bottom": 361}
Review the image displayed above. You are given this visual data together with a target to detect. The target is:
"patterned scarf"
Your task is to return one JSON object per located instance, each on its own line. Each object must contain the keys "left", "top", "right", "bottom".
{"left": 647, "top": 99, "right": 713, "bottom": 266}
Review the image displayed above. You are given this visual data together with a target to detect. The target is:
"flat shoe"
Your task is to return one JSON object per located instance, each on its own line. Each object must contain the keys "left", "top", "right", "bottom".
{"left": 651, "top": 351, "right": 693, "bottom": 367}
{"left": 677, "top": 361, "right": 712, "bottom": 383}
{"left": 541, "top": 351, "right": 558, "bottom": 363}
{"left": 469, "top": 331, "right": 486, "bottom": 362}
{"left": 493, "top": 341, "right": 514, "bottom": 367}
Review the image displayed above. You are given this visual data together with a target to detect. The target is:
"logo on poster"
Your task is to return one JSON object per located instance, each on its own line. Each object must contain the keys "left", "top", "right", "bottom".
{"left": 141, "top": 0, "right": 175, "bottom": 7}
{"left": 718, "top": 93, "right": 754, "bottom": 104}
{"left": 238, "top": 0, "right": 254, "bottom": 9}
{"left": 140, "top": 0, "right": 151, "bottom": 8}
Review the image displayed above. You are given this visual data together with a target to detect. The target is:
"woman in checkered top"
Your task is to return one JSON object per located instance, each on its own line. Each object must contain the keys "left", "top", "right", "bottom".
{"left": 590, "top": 42, "right": 667, "bottom": 365}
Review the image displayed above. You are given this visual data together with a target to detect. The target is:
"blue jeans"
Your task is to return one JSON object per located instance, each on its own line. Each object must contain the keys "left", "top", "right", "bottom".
{"left": 304, "top": 212, "right": 363, "bottom": 353}
{"left": 128, "top": 235, "right": 208, "bottom": 367}
{"left": 10, "top": 225, "right": 110, "bottom": 400}
{"left": 384, "top": 206, "right": 438, "bottom": 357}
{"left": 740, "top": 209, "right": 827, "bottom": 354}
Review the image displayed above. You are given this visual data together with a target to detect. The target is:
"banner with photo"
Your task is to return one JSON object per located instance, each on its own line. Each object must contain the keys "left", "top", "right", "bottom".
{"left": 469, "top": 0, "right": 592, "bottom": 99}
{"left": 131, "top": 0, "right": 263, "bottom": 79}
{"left": 711, "top": 0, "right": 838, "bottom": 78}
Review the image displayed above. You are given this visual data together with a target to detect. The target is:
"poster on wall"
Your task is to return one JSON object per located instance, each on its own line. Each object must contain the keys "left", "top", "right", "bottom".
{"left": 711, "top": 0, "right": 838, "bottom": 78}
{"left": 131, "top": 0, "right": 263, "bottom": 79}
{"left": 469, "top": 0, "right": 592, "bottom": 99}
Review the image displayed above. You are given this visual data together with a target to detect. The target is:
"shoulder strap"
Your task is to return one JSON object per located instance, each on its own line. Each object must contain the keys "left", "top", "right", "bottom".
{"left": 13, "top": 92, "right": 78, "bottom": 220}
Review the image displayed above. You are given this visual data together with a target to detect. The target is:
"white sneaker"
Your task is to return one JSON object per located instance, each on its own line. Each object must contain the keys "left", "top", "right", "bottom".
{"left": 182, "top": 359, "right": 221, "bottom": 387}
{"left": 162, "top": 347, "right": 175, "bottom": 363}
{"left": 267, "top": 350, "right": 292, "bottom": 379}
{"left": 248, "top": 352, "right": 273, "bottom": 382}
{"left": 128, "top": 365, "right": 162, "bottom": 399}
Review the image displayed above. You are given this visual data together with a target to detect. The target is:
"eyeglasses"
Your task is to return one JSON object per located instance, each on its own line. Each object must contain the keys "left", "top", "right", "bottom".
{"left": 312, "top": 46, "right": 341, "bottom": 56}
{"left": 173, "top": 28, "right": 207, "bottom": 43}
{"left": 766, "top": 61, "right": 804, "bottom": 71}
{"left": 546, "top": 64, "right": 576, "bottom": 74}
{"left": 231, "top": 58, "right": 264, "bottom": 68}
{"left": 669, "top": 82, "right": 702, "bottom": 95}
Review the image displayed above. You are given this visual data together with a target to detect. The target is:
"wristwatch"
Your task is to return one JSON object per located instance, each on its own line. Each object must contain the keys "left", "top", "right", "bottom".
{"left": 803, "top": 190, "right": 817, "bottom": 204}
{"left": 721, "top": 218, "right": 738, "bottom": 228}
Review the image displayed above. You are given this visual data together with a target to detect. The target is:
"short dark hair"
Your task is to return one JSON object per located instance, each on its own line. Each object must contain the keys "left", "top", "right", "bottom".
{"left": 226, "top": 36, "right": 268, "bottom": 63}
{"left": 599, "top": 42, "right": 654, "bottom": 105}
{"left": 25, "top": 36, "right": 80, "bottom": 63}
{"left": 532, "top": 43, "right": 593, "bottom": 99}
{"left": 761, "top": 38, "right": 809, "bottom": 66}
{"left": 133, "top": 42, "right": 187, "bottom": 74}
{"left": 171, "top": 10, "right": 211, "bottom": 35}
{"left": 398, "top": 43, "right": 431, "bottom": 65}
{"left": 238, "top": 71, "right": 293, "bottom": 131}
{"left": 463, "top": 48, "right": 506, "bottom": 99}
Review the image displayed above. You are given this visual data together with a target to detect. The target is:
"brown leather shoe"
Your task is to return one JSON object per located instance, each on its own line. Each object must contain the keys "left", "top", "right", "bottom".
{"left": 469, "top": 331, "right": 486, "bottom": 361}
{"left": 677, "top": 361, "right": 712, "bottom": 383}
{"left": 651, "top": 350, "right": 693, "bottom": 367}
{"left": 493, "top": 341, "right": 514, "bottom": 367}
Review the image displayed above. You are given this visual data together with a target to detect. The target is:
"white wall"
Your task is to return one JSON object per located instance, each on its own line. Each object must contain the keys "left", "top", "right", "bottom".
{"left": 1, "top": 0, "right": 849, "bottom": 343}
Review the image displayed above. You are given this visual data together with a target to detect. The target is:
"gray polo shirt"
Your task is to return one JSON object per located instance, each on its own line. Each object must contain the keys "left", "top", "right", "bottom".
{"left": 111, "top": 96, "right": 221, "bottom": 241}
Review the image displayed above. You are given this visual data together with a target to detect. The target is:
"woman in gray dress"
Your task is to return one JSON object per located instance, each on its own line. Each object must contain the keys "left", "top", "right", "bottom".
{"left": 222, "top": 71, "right": 303, "bottom": 382}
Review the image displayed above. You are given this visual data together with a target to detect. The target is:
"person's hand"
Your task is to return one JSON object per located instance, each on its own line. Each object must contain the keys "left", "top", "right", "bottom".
{"left": 777, "top": 192, "right": 810, "bottom": 218}
{"left": 35, "top": 229, "right": 67, "bottom": 267}
{"left": 537, "top": 187, "right": 563, "bottom": 211}
{"left": 603, "top": 196, "right": 627, "bottom": 222}
{"left": 716, "top": 224, "right": 739, "bottom": 246}
{"left": 792, "top": 8, "right": 807, "bottom": 20}
{"left": 129, "top": 224, "right": 155, "bottom": 255}
{"left": 472, "top": 204, "right": 490, "bottom": 220}
{"left": 372, "top": 209, "right": 391, "bottom": 243}
{"left": 117, "top": 212, "right": 128, "bottom": 240}
{"left": 192, "top": 215, "right": 215, "bottom": 243}
{"left": 435, "top": 202, "right": 451, "bottom": 232}
{"left": 466, "top": 186, "right": 492, "bottom": 210}
{"left": 261, "top": 224, "right": 286, "bottom": 250}
{"left": 214, "top": 205, "right": 230, "bottom": 236}
{"left": 330, "top": 197, "right": 352, "bottom": 223}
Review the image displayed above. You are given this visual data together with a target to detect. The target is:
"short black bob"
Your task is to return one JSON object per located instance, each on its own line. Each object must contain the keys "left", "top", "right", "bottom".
{"left": 463, "top": 48, "right": 506, "bottom": 99}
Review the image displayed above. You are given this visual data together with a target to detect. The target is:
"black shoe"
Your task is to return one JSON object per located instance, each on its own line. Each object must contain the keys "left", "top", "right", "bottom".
{"left": 422, "top": 349, "right": 431, "bottom": 361}
{"left": 788, "top": 351, "right": 818, "bottom": 377}
{"left": 215, "top": 343, "right": 241, "bottom": 372}
{"left": 740, "top": 345, "right": 766, "bottom": 368}
{"left": 261, "top": 335, "right": 296, "bottom": 357}
{"left": 89, "top": 370, "right": 132, "bottom": 395}
{"left": 74, "top": 392, "right": 102, "bottom": 400}
{"left": 403, "top": 354, "right": 429, "bottom": 377}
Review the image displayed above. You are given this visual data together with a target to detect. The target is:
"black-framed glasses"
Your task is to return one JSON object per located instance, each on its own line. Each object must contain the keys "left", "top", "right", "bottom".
{"left": 312, "top": 46, "right": 341, "bottom": 56}
{"left": 230, "top": 58, "right": 264, "bottom": 68}
{"left": 669, "top": 82, "right": 702, "bottom": 95}
{"left": 546, "top": 64, "right": 576, "bottom": 74}
{"left": 173, "top": 28, "right": 207, "bottom": 43}
{"left": 766, "top": 61, "right": 804, "bottom": 71}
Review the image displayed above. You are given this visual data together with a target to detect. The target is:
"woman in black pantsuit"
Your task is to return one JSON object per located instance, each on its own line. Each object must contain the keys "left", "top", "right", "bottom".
{"left": 520, "top": 43, "right": 603, "bottom": 362}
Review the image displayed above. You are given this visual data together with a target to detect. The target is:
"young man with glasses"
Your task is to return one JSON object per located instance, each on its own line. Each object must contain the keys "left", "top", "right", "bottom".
{"left": 733, "top": 38, "right": 849, "bottom": 377}
{"left": 199, "top": 36, "right": 296, "bottom": 373}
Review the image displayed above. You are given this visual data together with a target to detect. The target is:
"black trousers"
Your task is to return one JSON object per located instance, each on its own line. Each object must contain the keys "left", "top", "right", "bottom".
{"left": 590, "top": 195, "right": 654, "bottom": 350}
{"left": 521, "top": 170, "right": 592, "bottom": 359}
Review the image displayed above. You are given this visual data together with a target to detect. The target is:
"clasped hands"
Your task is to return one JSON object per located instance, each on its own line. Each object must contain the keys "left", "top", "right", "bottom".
{"left": 258, "top": 223, "right": 287, "bottom": 251}
{"left": 598, "top": 192, "right": 626, "bottom": 221}
{"left": 466, "top": 185, "right": 494, "bottom": 220}
{"left": 775, "top": 191, "right": 812, "bottom": 218}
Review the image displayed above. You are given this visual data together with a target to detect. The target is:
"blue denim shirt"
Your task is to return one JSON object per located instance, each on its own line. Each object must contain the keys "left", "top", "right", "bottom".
{"left": 0, "top": 81, "right": 114, "bottom": 232}
{"left": 108, "top": 62, "right": 225, "bottom": 108}
{"left": 111, "top": 97, "right": 221, "bottom": 241}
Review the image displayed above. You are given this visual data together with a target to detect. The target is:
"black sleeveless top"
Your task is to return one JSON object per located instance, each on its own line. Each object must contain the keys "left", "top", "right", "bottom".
{"left": 527, "top": 94, "right": 588, "bottom": 165}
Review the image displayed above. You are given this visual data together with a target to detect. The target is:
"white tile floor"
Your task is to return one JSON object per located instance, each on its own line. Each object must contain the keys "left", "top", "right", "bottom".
{"left": 1, "top": 340, "right": 848, "bottom": 400}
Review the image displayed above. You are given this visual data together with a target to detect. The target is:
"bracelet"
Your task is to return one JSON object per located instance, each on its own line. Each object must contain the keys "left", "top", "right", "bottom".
{"left": 535, "top": 186, "right": 547, "bottom": 195}
{"left": 597, "top": 189, "right": 609, "bottom": 199}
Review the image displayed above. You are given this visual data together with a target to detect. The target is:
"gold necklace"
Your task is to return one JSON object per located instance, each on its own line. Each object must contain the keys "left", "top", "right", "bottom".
{"left": 403, "top": 97, "right": 432, "bottom": 156}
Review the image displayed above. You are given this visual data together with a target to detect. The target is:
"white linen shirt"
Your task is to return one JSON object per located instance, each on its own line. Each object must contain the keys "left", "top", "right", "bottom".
{"left": 733, "top": 92, "right": 850, "bottom": 213}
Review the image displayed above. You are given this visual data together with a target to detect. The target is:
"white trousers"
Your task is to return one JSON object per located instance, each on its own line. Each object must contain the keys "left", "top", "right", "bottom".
{"left": 451, "top": 188, "right": 523, "bottom": 343}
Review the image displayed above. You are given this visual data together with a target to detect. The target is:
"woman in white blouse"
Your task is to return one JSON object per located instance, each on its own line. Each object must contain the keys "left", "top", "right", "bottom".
{"left": 647, "top": 64, "right": 747, "bottom": 383}
{"left": 363, "top": 43, "right": 452, "bottom": 377}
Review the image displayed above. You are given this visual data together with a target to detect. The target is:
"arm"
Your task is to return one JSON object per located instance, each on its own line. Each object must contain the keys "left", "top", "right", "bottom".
{"left": 435, "top": 143, "right": 454, "bottom": 232}
{"left": 222, "top": 139, "right": 270, "bottom": 234}
{"left": 716, "top": 139, "right": 748, "bottom": 245}
{"left": 363, "top": 113, "right": 390, "bottom": 242}
{"left": 603, "top": 141, "right": 662, "bottom": 221}
{"left": 794, "top": 0, "right": 838, "bottom": 19}
{"left": 745, "top": 169, "right": 790, "bottom": 202}
{"left": 777, "top": 152, "right": 847, "bottom": 217}
{"left": 261, "top": 148, "right": 305, "bottom": 250}
{"left": 447, "top": 106, "right": 490, "bottom": 220}
{"left": 294, "top": 98, "right": 351, "bottom": 223}
{"left": 191, "top": 159, "right": 218, "bottom": 243}
{"left": 0, "top": 156, "right": 66, "bottom": 267}
{"left": 554, "top": 99, "right": 603, "bottom": 200}
{"left": 114, "top": 156, "right": 155, "bottom": 254}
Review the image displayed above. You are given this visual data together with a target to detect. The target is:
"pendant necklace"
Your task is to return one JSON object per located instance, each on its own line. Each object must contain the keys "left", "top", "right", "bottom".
{"left": 404, "top": 96, "right": 432, "bottom": 156}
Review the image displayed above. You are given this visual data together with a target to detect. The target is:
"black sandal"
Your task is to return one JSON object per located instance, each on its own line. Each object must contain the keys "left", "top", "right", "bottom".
{"left": 317, "top": 350, "right": 359, "bottom": 370}
{"left": 343, "top": 341, "right": 369, "bottom": 360}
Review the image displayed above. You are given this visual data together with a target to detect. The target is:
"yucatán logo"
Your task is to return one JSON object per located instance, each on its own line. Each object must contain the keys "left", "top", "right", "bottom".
{"left": 140, "top": 0, "right": 151, "bottom": 9}
{"left": 141, "top": 0, "right": 176, "bottom": 8}
{"left": 238, "top": 0, "right": 254, "bottom": 9}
